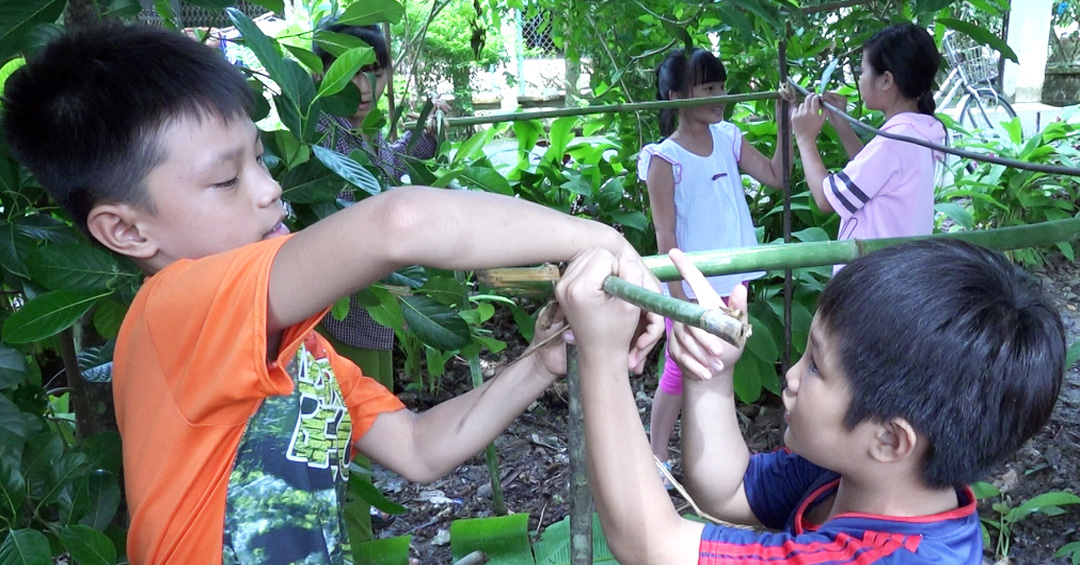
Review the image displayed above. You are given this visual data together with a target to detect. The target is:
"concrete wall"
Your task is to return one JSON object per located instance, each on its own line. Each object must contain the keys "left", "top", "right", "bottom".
{"left": 1003, "top": 0, "right": 1054, "bottom": 103}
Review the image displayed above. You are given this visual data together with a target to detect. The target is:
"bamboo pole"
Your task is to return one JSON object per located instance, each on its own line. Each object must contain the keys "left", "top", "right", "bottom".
{"left": 601, "top": 276, "right": 748, "bottom": 349}
{"left": 566, "top": 346, "right": 592, "bottom": 565}
{"left": 406, "top": 91, "right": 780, "bottom": 128}
{"left": 644, "top": 216, "right": 1080, "bottom": 281}
{"left": 779, "top": 27, "right": 794, "bottom": 375}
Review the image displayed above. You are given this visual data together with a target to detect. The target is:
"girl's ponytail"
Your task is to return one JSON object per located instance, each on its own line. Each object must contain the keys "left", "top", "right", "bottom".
{"left": 917, "top": 90, "right": 936, "bottom": 116}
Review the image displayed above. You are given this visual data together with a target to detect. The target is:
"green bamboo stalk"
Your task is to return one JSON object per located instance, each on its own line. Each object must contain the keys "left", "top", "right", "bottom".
{"left": 467, "top": 355, "right": 507, "bottom": 516}
{"left": 642, "top": 217, "right": 1080, "bottom": 281}
{"left": 407, "top": 91, "right": 779, "bottom": 128}
{"left": 601, "top": 276, "right": 747, "bottom": 349}
{"left": 566, "top": 346, "right": 592, "bottom": 565}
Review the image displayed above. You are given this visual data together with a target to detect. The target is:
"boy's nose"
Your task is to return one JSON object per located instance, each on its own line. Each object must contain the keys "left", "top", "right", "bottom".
{"left": 254, "top": 170, "right": 282, "bottom": 207}
{"left": 783, "top": 365, "right": 799, "bottom": 394}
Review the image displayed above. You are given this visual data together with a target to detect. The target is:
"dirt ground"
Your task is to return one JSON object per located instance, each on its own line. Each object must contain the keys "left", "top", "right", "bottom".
{"left": 372, "top": 257, "right": 1080, "bottom": 565}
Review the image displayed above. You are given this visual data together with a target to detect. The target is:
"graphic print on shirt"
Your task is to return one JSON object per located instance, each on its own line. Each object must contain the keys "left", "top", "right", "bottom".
{"left": 287, "top": 349, "right": 351, "bottom": 478}
{"left": 222, "top": 338, "right": 355, "bottom": 565}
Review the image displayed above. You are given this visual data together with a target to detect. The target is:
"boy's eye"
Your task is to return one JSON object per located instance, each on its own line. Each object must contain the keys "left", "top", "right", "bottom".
{"left": 213, "top": 177, "right": 238, "bottom": 189}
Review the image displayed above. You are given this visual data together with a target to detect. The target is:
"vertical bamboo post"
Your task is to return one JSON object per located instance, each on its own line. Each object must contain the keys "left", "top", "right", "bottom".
{"left": 468, "top": 355, "right": 507, "bottom": 515}
{"left": 779, "top": 26, "right": 794, "bottom": 375}
{"left": 567, "top": 346, "right": 592, "bottom": 565}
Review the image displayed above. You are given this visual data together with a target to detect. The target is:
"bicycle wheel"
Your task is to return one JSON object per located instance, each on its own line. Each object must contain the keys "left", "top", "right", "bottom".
{"left": 960, "top": 87, "right": 1017, "bottom": 133}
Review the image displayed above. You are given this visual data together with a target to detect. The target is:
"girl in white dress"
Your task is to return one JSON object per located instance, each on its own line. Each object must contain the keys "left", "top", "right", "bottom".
{"left": 640, "top": 48, "right": 789, "bottom": 484}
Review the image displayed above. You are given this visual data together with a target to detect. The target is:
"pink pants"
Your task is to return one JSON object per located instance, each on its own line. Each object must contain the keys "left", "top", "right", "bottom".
{"left": 658, "top": 288, "right": 739, "bottom": 395}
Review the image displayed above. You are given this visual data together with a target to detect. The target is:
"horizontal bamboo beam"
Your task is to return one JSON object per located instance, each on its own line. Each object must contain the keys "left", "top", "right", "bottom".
{"left": 644, "top": 216, "right": 1080, "bottom": 281}
{"left": 409, "top": 91, "right": 781, "bottom": 129}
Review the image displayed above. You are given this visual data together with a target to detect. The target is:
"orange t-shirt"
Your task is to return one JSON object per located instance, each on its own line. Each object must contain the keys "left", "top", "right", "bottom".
{"left": 114, "top": 236, "right": 404, "bottom": 564}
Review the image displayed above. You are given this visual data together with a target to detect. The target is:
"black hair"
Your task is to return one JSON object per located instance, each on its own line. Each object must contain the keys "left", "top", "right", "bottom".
{"left": 817, "top": 240, "right": 1064, "bottom": 489}
{"left": 1, "top": 24, "right": 254, "bottom": 234}
{"left": 311, "top": 20, "right": 390, "bottom": 71}
{"left": 655, "top": 48, "right": 727, "bottom": 137}
{"left": 863, "top": 23, "right": 941, "bottom": 116}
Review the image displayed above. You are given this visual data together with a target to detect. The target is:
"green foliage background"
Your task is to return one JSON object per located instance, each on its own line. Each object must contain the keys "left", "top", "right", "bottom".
{"left": 4, "top": 0, "right": 1079, "bottom": 562}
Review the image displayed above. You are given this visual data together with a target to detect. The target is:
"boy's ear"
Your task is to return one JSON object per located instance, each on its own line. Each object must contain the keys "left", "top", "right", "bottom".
{"left": 867, "top": 417, "right": 918, "bottom": 463}
{"left": 86, "top": 203, "right": 158, "bottom": 260}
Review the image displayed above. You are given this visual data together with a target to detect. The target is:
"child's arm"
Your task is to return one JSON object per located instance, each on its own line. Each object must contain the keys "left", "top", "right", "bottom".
{"left": 355, "top": 310, "right": 570, "bottom": 483}
{"left": 790, "top": 95, "right": 834, "bottom": 213}
{"left": 645, "top": 157, "right": 690, "bottom": 301}
{"left": 668, "top": 249, "right": 761, "bottom": 526}
{"left": 558, "top": 248, "right": 704, "bottom": 565}
{"left": 822, "top": 92, "right": 863, "bottom": 159}
{"left": 269, "top": 186, "right": 660, "bottom": 372}
{"left": 736, "top": 99, "right": 794, "bottom": 190}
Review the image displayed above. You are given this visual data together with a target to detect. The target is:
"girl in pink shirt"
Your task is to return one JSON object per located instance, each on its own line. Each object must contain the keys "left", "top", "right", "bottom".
{"left": 792, "top": 23, "right": 944, "bottom": 254}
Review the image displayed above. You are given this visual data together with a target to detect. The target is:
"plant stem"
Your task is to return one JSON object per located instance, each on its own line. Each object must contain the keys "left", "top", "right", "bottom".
{"left": 467, "top": 355, "right": 506, "bottom": 516}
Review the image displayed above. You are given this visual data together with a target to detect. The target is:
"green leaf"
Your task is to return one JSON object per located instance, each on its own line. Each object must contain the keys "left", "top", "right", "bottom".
{"left": 543, "top": 117, "right": 577, "bottom": 163}
{"left": 279, "top": 156, "right": 346, "bottom": 204}
{"left": 0, "top": 457, "right": 27, "bottom": 526}
{"left": 732, "top": 351, "right": 765, "bottom": 403}
{"left": 2, "top": 289, "right": 112, "bottom": 344}
{"left": 971, "top": 480, "right": 1000, "bottom": 499}
{"left": 313, "top": 30, "right": 373, "bottom": 59}
{"left": 358, "top": 286, "right": 403, "bottom": 330}
{"left": 338, "top": 1, "right": 405, "bottom": 25}
{"left": 0, "top": 222, "right": 28, "bottom": 278}
{"left": 226, "top": 8, "right": 299, "bottom": 105}
{"left": 418, "top": 275, "right": 469, "bottom": 308}
{"left": 400, "top": 296, "right": 471, "bottom": 350}
{"left": 316, "top": 46, "right": 375, "bottom": 100}
{"left": 934, "top": 202, "right": 974, "bottom": 230}
{"left": 434, "top": 167, "right": 512, "bottom": 195}
{"left": 347, "top": 465, "right": 407, "bottom": 515}
{"left": 283, "top": 43, "right": 327, "bottom": 76}
{"left": 60, "top": 524, "right": 116, "bottom": 565}
{"left": 451, "top": 513, "right": 533, "bottom": 563}
{"left": 80, "top": 472, "right": 121, "bottom": 531}
{"left": 0, "top": 529, "right": 51, "bottom": 565}
{"left": 92, "top": 298, "right": 127, "bottom": 340}
{"left": 0, "top": 57, "right": 25, "bottom": 94}
{"left": 354, "top": 535, "right": 412, "bottom": 565}
{"left": 26, "top": 245, "right": 126, "bottom": 292}
{"left": 452, "top": 128, "right": 498, "bottom": 166}
{"left": 42, "top": 451, "right": 89, "bottom": 505}
{"left": 0, "top": 345, "right": 28, "bottom": 390}
{"left": 312, "top": 145, "right": 383, "bottom": 196}
{"left": 937, "top": 18, "right": 1018, "bottom": 63}
{"left": 534, "top": 514, "right": 616, "bottom": 564}
{"left": 0, "top": 0, "right": 66, "bottom": 61}
{"left": 0, "top": 394, "right": 27, "bottom": 455}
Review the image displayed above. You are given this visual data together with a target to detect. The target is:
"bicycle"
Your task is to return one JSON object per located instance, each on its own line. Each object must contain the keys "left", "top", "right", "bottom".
{"left": 935, "top": 30, "right": 1017, "bottom": 133}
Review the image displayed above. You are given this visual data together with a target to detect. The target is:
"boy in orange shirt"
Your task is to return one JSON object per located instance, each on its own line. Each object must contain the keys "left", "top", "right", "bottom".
{"left": 2, "top": 25, "right": 660, "bottom": 564}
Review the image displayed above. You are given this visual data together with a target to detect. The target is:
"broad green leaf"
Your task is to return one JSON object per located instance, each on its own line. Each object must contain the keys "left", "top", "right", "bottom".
{"left": 91, "top": 298, "right": 127, "bottom": 340}
{"left": 543, "top": 117, "right": 577, "bottom": 163}
{"left": 381, "top": 265, "right": 427, "bottom": 289}
{"left": 934, "top": 202, "right": 974, "bottom": 230}
{"left": 424, "top": 345, "right": 447, "bottom": 377}
{"left": 0, "top": 392, "right": 28, "bottom": 452}
{"left": 280, "top": 156, "right": 346, "bottom": 203}
{"left": 78, "top": 432, "right": 122, "bottom": 475}
{"left": 0, "top": 456, "right": 26, "bottom": 525}
{"left": 434, "top": 167, "right": 512, "bottom": 195}
{"left": 42, "top": 450, "right": 90, "bottom": 505}
{"left": 0, "top": 222, "right": 28, "bottom": 278}
{"left": 534, "top": 514, "right": 616, "bottom": 564}
{"left": 226, "top": 8, "right": 299, "bottom": 105}
{"left": 0, "top": 529, "right": 50, "bottom": 565}
{"left": 937, "top": 18, "right": 1018, "bottom": 63}
{"left": 316, "top": 46, "right": 374, "bottom": 100}
{"left": 338, "top": 0, "right": 405, "bottom": 26}
{"left": 1005, "top": 491, "right": 1080, "bottom": 523}
{"left": 330, "top": 295, "right": 350, "bottom": 321}
{"left": 80, "top": 472, "right": 121, "bottom": 531}
{"left": 0, "top": 345, "right": 28, "bottom": 389}
{"left": 346, "top": 464, "right": 406, "bottom": 514}
{"left": 358, "top": 286, "right": 403, "bottom": 330}
{"left": 971, "top": 480, "right": 1000, "bottom": 499}
{"left": 60, "top": 525, "right": 116, "bottom": 565}
{"left": 2, "top": 289, "right": 112, "bottom": 344}
{"left": 0, "top": 0, "right": 65, "bottom": 61}
{"left": 283, "top": 43, "right": 327, "bottom": 76}
{"left": 452, "top": 128, "right": 497, "bottom": 166}
{"left": 100, "top": 0, "right": 141, "bottom": 18}
{"left": 400, "top": 296, "right": 470, "bottom": 350}
{"left": 513, "top": 119, "right": 543, "bottom": 153}
{"left": 732, "top": 352, "right": 765, "bottom": 404}
{"left": 313, "top": 145, "right": 382, "bottom": 196}
{"left": 60, "top": 476, "right": 91, "bottom": 526}
{"left": 26, "top": 245, "right": 126, "bottom": 292}
{"left": 354, "top": 535, "right": 412, "bottom": 565}
{"left": 419, "top": 275, "right": 469, "bottom": 308}
{"left": 451, "top": 513, "right": 532, "bottom": 564}
{"left": 313, "top": 30, "right": 372, "bottom": 59}
{"left": 608, "top": 211, "right": 649, "bottom": 233}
